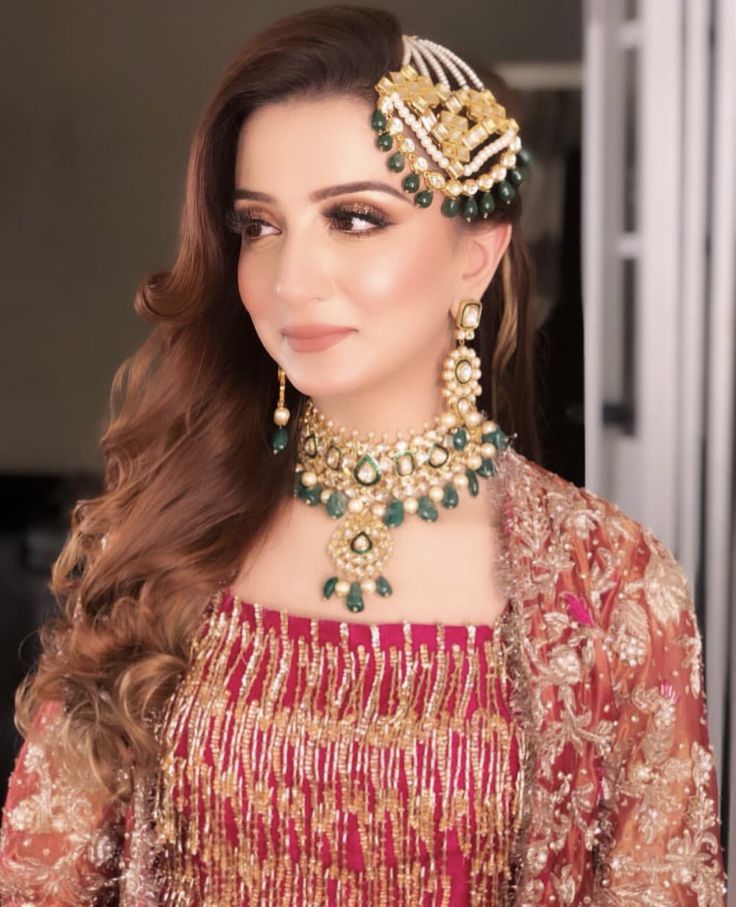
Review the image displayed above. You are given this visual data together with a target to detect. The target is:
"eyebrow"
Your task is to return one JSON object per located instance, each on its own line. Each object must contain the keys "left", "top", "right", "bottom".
{"left": 233, "top": 180, "right": 411, "bottom": 205}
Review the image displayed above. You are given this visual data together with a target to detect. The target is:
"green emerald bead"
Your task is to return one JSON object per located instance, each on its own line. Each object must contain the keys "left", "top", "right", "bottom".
{"left": 371, "top": 110, "right": 387, "bottom": 132}
{"left": 482, "top": 427, "right": 509, "bottom": 450}
{"left": 323, "top": 576, "right": 338, "bottom": 599}
{"left": 377, "top": 132, "right": 393, "bottom": 151}
{"left": 463, "top": 196, "right": 479, "bottom": 221}
{"left": 376, "top": 575, "right": 393, "bottom": 597}
{"left": 402, "top": 173, "right": 420, "bottom": 193}
{"left": 476, "top": 458, "right": 496, "bottom": 477}
{"left": 441, "top": 197, "right": 461, "bottom": 218}
{"left": 270, "top": 426, "right": 288, "bottom": 453}
{"left": 442, "top": 484, "right": 459, "bottom": 508}
{"left": 346, "top": 582, "right": 365, "bottom": 612}
{"left": 383, "top": 499, "right": 405, "bottom": 528}
{"left": 507, "top": 167, "right": 524, "bottom": 186}
{"left": 466, "top": 468, "right": 479, "bottom": 496}
{"left": 300, "top": 484, "right": 322, "bottom": 506}
{"left": 495, "top": 180, "right": 515, "bottom": 204}
{"left": 452, "top": 427, "right": 468, "bottom": 450}
{"left": 387, "top": 152, "right": 405, "bottom": 172}
{"left": 517, "top": 147, "right": 532, "bottom": 168}
{"left": 326, "top": 490, "right": 347, "bottom": 518}
{"left": 417, "top": 496, "right": 438, "bottom": 522}
{"left": 415, "top": 190, "right": 434, "bottom": 208}
{"left": 292, "top": 473, "right": 303, "bottom": 496}
{"left": 479, "top": 191, "right": 495, "bottom": 217}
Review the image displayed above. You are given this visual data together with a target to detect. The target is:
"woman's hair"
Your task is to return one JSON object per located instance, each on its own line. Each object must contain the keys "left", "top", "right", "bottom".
{"left": 15, "top": 5, "right": 541, "bottom": 805}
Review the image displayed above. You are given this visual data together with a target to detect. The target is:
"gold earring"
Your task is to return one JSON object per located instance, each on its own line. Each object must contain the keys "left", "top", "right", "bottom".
{"left": 270, "top": 366, "right": 290, "bottom": 453}
{"left": 442, "top": 299, "right": 484, "bottom": 423}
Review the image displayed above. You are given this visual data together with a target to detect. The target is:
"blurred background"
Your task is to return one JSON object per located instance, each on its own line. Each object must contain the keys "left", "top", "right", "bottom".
{"left": 0, "top": 0, "right": 734, "bottom": 881}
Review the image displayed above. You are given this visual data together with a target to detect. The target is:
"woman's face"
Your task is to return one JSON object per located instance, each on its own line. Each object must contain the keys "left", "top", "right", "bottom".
{"left": 232, "top": 94, "right": 509, "bottom": 403}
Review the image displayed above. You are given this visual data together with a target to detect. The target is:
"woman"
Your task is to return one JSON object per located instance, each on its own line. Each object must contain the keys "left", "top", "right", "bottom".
{"left": 0, "top": 6, "right": 727, "bottom": 905}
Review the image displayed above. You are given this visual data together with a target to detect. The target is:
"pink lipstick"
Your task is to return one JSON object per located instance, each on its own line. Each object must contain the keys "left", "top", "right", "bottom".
{"left": 283, "top": 324, "right": 355, "bottom": 352}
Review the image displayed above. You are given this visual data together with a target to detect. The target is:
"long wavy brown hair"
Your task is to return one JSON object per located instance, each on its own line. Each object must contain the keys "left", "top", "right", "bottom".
{"left": 15, "top": 4, "right": 541, "bottom": 807}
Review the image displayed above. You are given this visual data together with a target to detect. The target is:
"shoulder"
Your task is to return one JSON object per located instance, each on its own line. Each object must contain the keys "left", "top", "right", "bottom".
{"left": 498, "top": 447, "right": 694, "bottom": 630}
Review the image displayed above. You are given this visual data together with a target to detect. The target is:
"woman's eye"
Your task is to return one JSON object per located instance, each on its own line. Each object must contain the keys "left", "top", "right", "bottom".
{"left": 225, "top": 203, "right": 389, "bottom": 243}
{"left": 327, "top": 204, "right": 389, "bottom": 236}
{"left": 226, "top": 209, "right": 277, "bottom": 242}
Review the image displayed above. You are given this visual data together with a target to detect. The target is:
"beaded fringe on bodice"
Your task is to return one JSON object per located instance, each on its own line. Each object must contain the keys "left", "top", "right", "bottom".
{"left": 151, "top": 589, "right": 524, "bottom": 905}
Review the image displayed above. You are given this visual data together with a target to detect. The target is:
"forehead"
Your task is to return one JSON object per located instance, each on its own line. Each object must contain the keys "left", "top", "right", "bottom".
{"left": 234, "top": 95, "right": 383, "bottom": 189}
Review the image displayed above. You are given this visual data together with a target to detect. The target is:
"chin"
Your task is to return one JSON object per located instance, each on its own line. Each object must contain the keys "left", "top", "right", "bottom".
{"left": 284, "top": 359, "right": 375, "bottom": 400}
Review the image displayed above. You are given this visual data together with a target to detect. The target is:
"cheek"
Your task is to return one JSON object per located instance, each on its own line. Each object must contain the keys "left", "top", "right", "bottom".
{"left": 333, "top": 232, "right": 455, "bottom": 315}
{"left": 237, "top": 253, "right": 272, "bottom": 321}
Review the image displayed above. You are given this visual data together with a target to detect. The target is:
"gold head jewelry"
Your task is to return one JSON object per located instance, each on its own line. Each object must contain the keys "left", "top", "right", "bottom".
{"left": 291, "top": 298, "right": 512, "bottom": 614}
{"left": 371, "top": 35, "right": 532, "bottom": 220}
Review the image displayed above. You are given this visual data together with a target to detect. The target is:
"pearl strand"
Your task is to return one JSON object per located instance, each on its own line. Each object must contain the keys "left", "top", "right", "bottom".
{"left": 420, "top": 38, "right": 485, "bottom": 90}
{"left": 405, "top": 36, "right": 452, "bottom": 89}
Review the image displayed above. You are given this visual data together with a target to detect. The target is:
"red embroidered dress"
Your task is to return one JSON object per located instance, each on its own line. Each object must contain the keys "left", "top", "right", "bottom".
{"left": 152, "top": 591, "right": 522, "bottom": 904}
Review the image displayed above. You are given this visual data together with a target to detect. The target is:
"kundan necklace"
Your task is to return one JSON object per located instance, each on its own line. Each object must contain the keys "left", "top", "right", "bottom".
{"left": 285, "top": 299, "right": 510, "bottom": 614}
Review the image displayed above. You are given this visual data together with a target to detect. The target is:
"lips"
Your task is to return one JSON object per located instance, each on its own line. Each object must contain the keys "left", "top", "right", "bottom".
{"left": 283, "top": 324, "right": 354, "bottom": 339}
{"left": 283, "top": 325, "right": 355, "bottom": 353}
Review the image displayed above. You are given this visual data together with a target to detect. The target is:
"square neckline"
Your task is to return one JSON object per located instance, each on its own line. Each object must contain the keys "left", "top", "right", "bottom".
{"left": 220, "top": 585, "right": 513, "bottom": 636}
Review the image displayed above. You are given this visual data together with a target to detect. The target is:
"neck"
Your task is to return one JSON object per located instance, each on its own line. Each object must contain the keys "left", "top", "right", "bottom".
{"left": 309, "top": 346, "right": 448, "bottom": 444}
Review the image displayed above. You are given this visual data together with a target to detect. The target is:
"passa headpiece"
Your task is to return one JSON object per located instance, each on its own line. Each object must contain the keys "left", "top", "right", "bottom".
{"left": 370, "top": 34, "right": 531, "bottom": 220}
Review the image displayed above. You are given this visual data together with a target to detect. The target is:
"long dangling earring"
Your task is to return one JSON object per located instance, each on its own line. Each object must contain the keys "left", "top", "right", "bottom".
{"left": 443, "top": 298, "right": 484, "bottom": 426}
{"left": 270, "top": 366, "right": 291, "bottom": 454}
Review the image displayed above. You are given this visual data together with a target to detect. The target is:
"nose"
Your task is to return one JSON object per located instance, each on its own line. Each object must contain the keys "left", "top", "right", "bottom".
{"left": 272, "top": 224, "right": 331, "bottom": 307}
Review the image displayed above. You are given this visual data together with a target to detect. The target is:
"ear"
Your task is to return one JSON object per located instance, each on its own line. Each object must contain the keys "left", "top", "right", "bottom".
{"left": 449, "top": 222, "right": 512, "bottom": 320}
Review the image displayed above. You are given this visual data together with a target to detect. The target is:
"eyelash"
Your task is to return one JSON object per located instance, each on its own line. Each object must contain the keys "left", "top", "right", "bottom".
{"left": 225, "top": 203, "right": 390, "bottom": 243}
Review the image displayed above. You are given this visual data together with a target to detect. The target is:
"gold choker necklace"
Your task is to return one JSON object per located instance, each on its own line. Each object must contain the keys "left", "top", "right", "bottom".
{"left": 293, "top": 396, "right": 509, "bottom": 613}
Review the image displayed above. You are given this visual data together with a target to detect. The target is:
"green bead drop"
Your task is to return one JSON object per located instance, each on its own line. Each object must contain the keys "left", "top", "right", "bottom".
{"left": 452, "top": 427, "right": 468, "bottom": 450}
{"left": 383, "top": 499, "right": 405, "bottom": 528}
{"left": 479, "top": 191, "right": 495, "bottom": 217}
{"left": 442, "top": 484, "right": 459, "bottom": 508}
{"left": 377, "top": 132, "right": 393, "bottom": 151}
{"left": 495, "top": 180, "right": 515, "bottom": 204}
{"left": 417, "top": 496, "right": 438, "bottom": 522}
{"left": 466, "top": 468, "right": 479, "bottom": 496}
{"left": 482, "top": 427, "right": 509, "bottom": 450}
{"left": 323, "top": 576, "right": 338, "bottom": 599}
{"left": 347, "top": 582, "right": 365, "bottom": 612}
{"left": 326, "top": 490, "right": 347, "bottom": 518}
{"left": 507, "top": 167, "right": 524, "bottom": 186}
{"left": 476, "top": 458, "right": 496, "bottom": 477}
{"left": 376, "top": 575, "right": 393, "bottom": 597}
{"left": 441, "top": 197, "right": 460, "bottom": 217}
{"left": 270, "top": 426, "right": 288, "bottom": 453}
{"left": 415, "top": 190, "right": 434, "bottom": 208}
{"left": 463, "top": 196, "right": 479, "bottom": 221}
{"left": 388, "top": 152, "right": 405, "bottom": 172}
{"left": 301, "top": 485, "right": 322, "bottom": 506}
{"left": 402, "top": 173, "right": 420, "bottom": 193}
{"left": 371, "top": 110, "right": 387, "bottom": 132}
{"left": 517, "top": 147, "right": 532, "bottom": 168}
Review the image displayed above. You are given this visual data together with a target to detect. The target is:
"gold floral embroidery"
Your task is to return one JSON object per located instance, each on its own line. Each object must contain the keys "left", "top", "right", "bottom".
{"left": 0, "top": 703, "right": 124, "bottom": 905}
{"left": 498, "top": 450, "right": 726, "bottom": 905}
